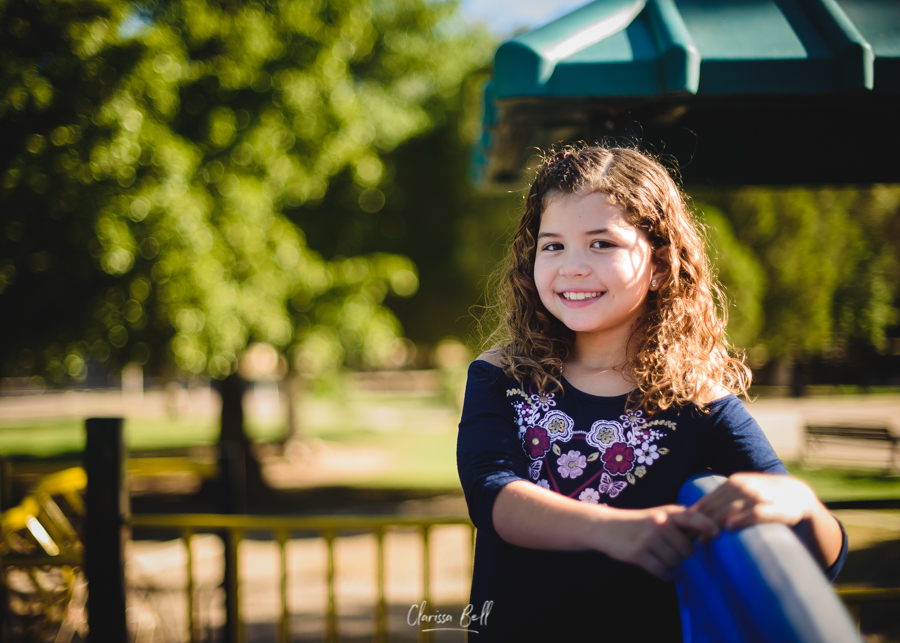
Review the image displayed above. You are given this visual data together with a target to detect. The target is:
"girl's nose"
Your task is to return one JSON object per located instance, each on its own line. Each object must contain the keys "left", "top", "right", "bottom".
{"left": 559, "top": 250, "right": 590, "bottom": 277}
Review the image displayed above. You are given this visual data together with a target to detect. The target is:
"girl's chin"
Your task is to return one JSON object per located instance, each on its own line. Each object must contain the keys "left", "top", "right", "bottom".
{"left": 559, "top": 316, "right": 643, "bottom": 336}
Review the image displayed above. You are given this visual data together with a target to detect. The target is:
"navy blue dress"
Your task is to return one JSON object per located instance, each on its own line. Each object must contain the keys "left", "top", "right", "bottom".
{"left": 456, "top": 360, "right": 844, "bottom": 641}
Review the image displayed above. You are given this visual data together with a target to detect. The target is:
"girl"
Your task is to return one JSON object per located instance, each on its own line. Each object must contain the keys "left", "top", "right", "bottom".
{"left": 456, "top": 145, "right": 846, "bottom": 640}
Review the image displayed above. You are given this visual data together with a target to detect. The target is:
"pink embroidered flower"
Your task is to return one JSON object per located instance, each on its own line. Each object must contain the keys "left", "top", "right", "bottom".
{"left": 579, "top": 488, "right": 600, "bottom": 504}
{"left": 602, "top": 442, "right": 635, "bottom": 475}
{"left": 530, "top": 392, "right": 556, "bottom": 412}
{"left": 557, "top": 450, "right": 587, "bottom": 479}
{"left": 619, "top": 409, "right": 645, "bottom": 429}
{"left": 522, "top": 426, "right": 550, "bottom": 458}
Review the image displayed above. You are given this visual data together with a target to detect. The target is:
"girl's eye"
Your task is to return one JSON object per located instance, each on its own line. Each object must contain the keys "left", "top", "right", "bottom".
{"left": 542, "top": 242, "right": 563, "bottom": 252}
{"left": 591, "top": 240, "right": 615, "bottom": 249}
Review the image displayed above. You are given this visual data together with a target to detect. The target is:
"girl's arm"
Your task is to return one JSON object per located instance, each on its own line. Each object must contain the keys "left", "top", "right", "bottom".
{"left": 694, "top": 393, "right": 845, "bottom": 571}
{"left": 493, "top": 479, "right": 719, "bottom": 580}
{"left": 691, "top": 473, "right": 844, "bottom": 568}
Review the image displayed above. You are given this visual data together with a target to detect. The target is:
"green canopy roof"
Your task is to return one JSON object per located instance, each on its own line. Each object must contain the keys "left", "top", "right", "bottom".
{"left": 474, "top": 0, "right": 900, "bottom": 186}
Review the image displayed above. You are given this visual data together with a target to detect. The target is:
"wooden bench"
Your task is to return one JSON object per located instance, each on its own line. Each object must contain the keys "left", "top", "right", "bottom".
{"left": 803, "top": 423, "right": 900, "bottom": 469}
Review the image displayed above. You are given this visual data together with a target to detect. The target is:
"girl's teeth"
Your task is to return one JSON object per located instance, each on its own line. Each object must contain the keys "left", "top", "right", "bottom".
{"left": 563, "top": 292, "right": 599, "bottom": 301}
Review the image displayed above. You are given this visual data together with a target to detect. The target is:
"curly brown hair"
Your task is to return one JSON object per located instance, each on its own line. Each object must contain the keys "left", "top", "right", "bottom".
{"left": 485, "top": 144, "right": 750, "bottom": 413}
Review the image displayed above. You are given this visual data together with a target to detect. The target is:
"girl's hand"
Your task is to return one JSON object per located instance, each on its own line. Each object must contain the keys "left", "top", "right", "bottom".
{"left": 596, "top": 505, "right": 719, "bottom": 580}
{"left": 691, "top": 473, "right": 817, "bottom": 530}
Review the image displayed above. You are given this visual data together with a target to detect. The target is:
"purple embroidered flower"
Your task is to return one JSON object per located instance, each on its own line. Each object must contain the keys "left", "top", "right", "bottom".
{"left": 530, "top": 392, "right": 556, "bottom": 412}
{"left": 536, "top": 479, "right": 550, "bottom": 489}
{"left": 619, "top": 409, "right": 645, "bottom": 429}
{"left": 579, "top": 488, "right": 600, "bottom": 504}
{"left": 522, "top": 426, "right": 550, "bottom": 458}
{"left": 602, "top": 442, "right": 635, "bottom": 475}
{"left": 635, "top": 441, "right": 659, "bottom": 465}
{"left": 557, "top": 450, "right": 587, "bottom": 479}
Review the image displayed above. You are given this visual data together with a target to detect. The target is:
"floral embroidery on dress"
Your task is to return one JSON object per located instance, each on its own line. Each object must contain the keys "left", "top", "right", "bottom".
{"left": 507, "top": 388, "right": 539, "bottom": 428}
{"left": 508, "top": 383, "right": 676, "bottom": 498}
{"left": 522, "top": 426, "right": 550, "bottom": 459}
{"left": 619, "top": 409, "right": 646, "bottom": 429}
{"left": 602, "top": 442, "right": 635, "bottom": 475}
{"left": 531, "top": 391, "right": 556, "bottom": 412}
{"left": 635, "top": 442, "right": 659, "bottom": 466}
{"left": 539, "top": 410, "right": 575, "bottom": 442}
{"left": 579, "top": 488, "right": 600, "bottom": 503}
{"left": 586, "top": 420, "right": 624, "bottom": 450}
{"left": 557, "top": 450, "right": 587, "bottom": 479}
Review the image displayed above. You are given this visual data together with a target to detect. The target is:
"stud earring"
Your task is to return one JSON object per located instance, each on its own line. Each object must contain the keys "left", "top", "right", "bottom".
{"left": 651, "top": 279, "right": 658, "bottom": 288}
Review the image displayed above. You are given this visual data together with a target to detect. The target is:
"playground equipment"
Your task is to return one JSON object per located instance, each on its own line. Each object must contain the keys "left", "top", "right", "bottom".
{"left": 675, "top": 473, "right": 861, "bottom": 643}
{"left": 0, "top": 467, "right": 87, "bottom": 642}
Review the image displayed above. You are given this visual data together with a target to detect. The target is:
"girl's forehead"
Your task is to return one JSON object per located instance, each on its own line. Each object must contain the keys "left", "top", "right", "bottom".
{"left": 540, "top": 190, "right": 634, "bottom": 230}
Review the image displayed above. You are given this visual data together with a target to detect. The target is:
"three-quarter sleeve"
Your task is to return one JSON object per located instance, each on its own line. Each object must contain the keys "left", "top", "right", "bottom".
{"left": 698, "top": 395, "right": 848, "bottom": 580}
{"left": 456, "top": 361, "right": 529, "bottom": 534}
{"left": 699, "top": 396, "right": 788, "bottom": 476}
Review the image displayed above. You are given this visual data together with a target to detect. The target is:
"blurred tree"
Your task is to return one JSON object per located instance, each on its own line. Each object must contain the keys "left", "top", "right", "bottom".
{"left": 0, "top": 0, "right": 492, "bottom": 485}
{"left": 698, "top": 187, "right": 900, "bottom": 391}
{"left": 292, "top": 66, "right": 516, "bottom": 352}
{"left": 696, "top": 204, "right": 766, "bottom": 351}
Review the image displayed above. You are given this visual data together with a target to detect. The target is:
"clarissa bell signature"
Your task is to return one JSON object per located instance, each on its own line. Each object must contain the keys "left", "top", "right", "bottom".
{"left": 407, "top": 600, "right": 494, "bottom": 633}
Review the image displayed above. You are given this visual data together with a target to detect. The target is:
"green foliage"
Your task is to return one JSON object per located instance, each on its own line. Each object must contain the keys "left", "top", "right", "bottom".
{"left": 697, "top": 204, "right": 766, "bottom": 350}
{"left": 292, "top": 74, "right": 518, "bottom": 350}
{"left": 703, "top": 186, "right": 900, "bottom": 361}
{"left": 0, "top": 0, "right": 493, "bottom": 383}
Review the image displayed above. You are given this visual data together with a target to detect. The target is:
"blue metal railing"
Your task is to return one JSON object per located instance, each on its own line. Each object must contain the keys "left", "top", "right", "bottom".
{"left": 675, "top": 473, "right": 862, "bottom": 643}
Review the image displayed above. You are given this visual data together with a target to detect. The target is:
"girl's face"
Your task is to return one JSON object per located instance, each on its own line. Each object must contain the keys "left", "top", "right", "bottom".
{"left": 534, "top": 191, "right": 658, "bottom": 343}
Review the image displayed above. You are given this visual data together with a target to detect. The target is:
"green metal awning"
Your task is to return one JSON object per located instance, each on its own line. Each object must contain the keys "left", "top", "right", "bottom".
{"left": 473, "top": 0, "right": 900, "bottom": 186}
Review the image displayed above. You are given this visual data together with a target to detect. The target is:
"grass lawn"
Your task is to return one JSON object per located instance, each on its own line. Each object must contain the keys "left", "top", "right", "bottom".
{"left": 0, "top": 415, "right": 298, "bottom": 458}
{"left": 313, "top": 426, "right": 461, "bottom": 489}
{"left": 787, "top": 464, "right": 900, "bottom": 502}
{"left": 0, "top": 417, "right": 220, "bottom": 458}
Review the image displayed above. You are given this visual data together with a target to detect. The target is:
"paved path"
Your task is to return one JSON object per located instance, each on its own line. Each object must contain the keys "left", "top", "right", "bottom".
{"left": 745, "top": 394, "right": 900, "bottom": 465}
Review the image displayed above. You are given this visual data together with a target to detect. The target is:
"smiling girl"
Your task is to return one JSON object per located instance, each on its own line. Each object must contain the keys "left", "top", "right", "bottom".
{"left": 456, "top": 145, "right": 846, "bottom": 640}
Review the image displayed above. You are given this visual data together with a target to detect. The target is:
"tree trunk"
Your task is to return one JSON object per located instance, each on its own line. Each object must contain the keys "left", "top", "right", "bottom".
{"left": 214, "top": 372, "right": 270, "bottom": 505}
{"left": 790, "top": 360, "right": 809, "bottom": 398}
{"left": 281, "top": 370, "right": 303, "bottom": 444}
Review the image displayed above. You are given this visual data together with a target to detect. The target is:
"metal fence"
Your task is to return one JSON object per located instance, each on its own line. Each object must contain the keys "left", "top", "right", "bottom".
{"left": 7, "top": 489, "right": 900, "bottom": 642}
{"left": 129, "top": 513, "right": 476, "bottom": 643}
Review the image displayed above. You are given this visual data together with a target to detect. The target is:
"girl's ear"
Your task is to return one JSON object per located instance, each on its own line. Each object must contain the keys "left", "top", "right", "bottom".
{"left": 650, "top": 247, "right": 671, "bottom": 291}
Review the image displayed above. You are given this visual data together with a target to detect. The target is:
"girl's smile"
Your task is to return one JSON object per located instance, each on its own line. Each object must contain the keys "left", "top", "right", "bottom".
{"left": 560, "top": 290, "right": 602, "bottom": 302}
{"left": 534, "top": 191, "right": 660, "bottom": 343}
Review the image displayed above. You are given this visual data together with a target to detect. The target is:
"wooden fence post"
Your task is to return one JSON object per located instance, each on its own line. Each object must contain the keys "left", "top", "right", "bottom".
{"left": 219, "top": 440, "right": 246, "bottom": 643}
{"left": 84, "top": 417, "right": 129, "bottom": 642}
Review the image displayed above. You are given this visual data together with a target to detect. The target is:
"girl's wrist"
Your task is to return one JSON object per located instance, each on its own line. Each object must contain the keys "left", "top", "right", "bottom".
{"left": 584, "top": 504, "right": 625, "bottom": 554}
